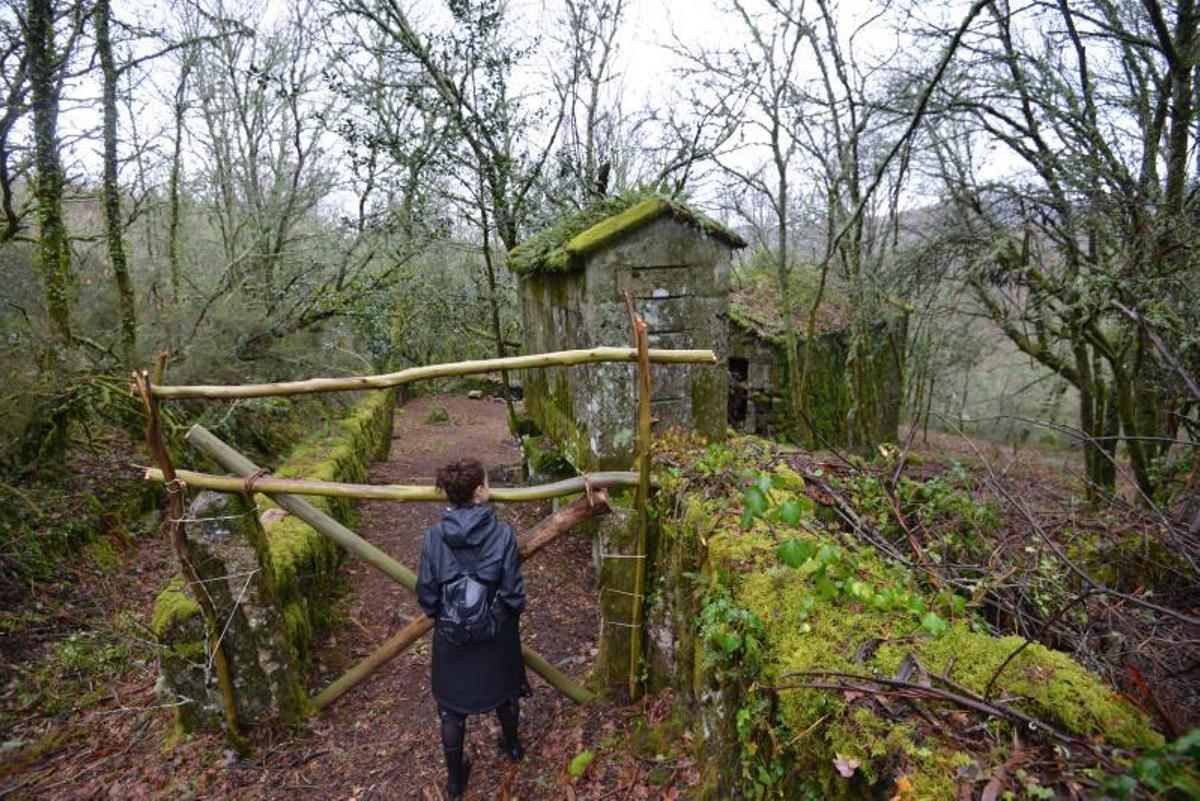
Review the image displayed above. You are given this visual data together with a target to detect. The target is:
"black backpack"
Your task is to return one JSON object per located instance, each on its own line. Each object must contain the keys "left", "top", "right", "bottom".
{"left": 437, "top": 544, "right": 500, "bottom": 646}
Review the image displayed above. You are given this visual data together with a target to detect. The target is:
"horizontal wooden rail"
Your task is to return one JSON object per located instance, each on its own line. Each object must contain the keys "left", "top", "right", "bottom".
{"left": 150, "top": 346, "right": 717, "bottom": 399}
{"left": 144, "top": 467, "right": 647, "bottom": 503}
{"left": 184, "top": 424, "right": 594, "bottom": 705}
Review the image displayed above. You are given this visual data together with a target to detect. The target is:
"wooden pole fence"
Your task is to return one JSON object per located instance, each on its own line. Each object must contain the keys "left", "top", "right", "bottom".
{"left": 133, "top": 368, "right": 244, "bottom": 747}
{"left": 184, "top": 424, "right": 595, "bottom": 707}
{"left": 149, "top": 346, "right": 716, "bottom": 400}
{"left": 624, "top": 294, "right": 653, "bottom": 700}
{"left": 313, "top": 493, "right": 609, "bottom": 709}
{"left": 144, "top": 467, "right": 648, "bottom": 504}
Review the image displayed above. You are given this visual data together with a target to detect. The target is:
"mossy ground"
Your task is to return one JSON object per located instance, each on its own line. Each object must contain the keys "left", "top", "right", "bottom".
{"left": 649, "top": 434, "right": 1164, "bottom": 799}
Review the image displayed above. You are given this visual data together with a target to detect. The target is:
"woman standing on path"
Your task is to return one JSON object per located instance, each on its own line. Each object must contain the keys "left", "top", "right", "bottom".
{"left": 417, "top": 458, "right": 527, "bottom": 799}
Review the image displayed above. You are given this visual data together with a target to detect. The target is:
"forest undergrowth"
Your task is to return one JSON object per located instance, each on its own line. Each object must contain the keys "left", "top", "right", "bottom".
{"left": 651, "top": 428, "right": 1199, "bottom": 797}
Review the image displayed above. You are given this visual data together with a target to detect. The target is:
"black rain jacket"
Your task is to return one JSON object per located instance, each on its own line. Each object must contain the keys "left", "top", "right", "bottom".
{"left": 417, "top": 505, "right": 526, "bottom": 713}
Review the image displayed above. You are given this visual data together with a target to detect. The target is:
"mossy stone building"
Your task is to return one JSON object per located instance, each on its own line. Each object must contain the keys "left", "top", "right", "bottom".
{"left": 726, "top": 275, "right": 905, "bottom": 447}
{"left": 510, "top": 195, "right": 746, "bottom": 470}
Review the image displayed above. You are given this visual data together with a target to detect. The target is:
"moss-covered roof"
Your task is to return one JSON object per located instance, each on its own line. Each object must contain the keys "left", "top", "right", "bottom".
{"left": 508, "top": 190, "right": 747, "bottom": 276}
{"left": 729, "top": 273, "right": 851, "bottom": 345}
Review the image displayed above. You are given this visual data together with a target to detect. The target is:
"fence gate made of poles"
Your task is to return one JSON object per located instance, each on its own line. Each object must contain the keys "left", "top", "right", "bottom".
{"left": 136, "top": 341, "right": 711, "bottom": 722}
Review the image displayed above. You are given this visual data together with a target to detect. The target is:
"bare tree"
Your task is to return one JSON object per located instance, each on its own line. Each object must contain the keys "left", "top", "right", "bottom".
{"left": 923, "top": 0, "right": 1200, "bottom": 501}
{"left": 552, "top": 0, "right": 627, "bottom": 203}
{"left": 0, "top": 8, "right": 30, "bottom": 243}
{"left": 336, "top": 0, "right": 569, "bottom": 428}
{"left": 93, "top": 0, "right": 136, "bottom": 365}
{"left": 677, "top": 0, "right": 811, "bottom": 441}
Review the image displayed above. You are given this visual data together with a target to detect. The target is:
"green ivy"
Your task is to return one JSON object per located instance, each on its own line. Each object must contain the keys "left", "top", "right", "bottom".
{"left": 1104, "top": 728, "right": 1200, "bottom": 799}
{"left": 736, "top": 472, "right": 969, "bottom": 637}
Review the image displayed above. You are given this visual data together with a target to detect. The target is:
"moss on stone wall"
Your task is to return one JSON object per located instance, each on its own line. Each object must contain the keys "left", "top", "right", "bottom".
{"left": 150, "top": 390, "right": 396, "bottom": 680}
{"left": 150, "top": 575, "right": 202, "bottom": 641}
{"left": 730, "top": 315, "right": 902, "bottom": 450}
{"left": 646, "top": 435, "right": 1161, "bottom": 799}
{"left": 522, "top": 366, "right": 598, "bottom": 470}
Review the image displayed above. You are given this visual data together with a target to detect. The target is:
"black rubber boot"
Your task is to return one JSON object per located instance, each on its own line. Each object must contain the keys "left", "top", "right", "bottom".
{"left": 496, "top": 700, "right": 524, "bottom": 762}
{"left": 444, "top": 747, "right": 471, "bottom": 799}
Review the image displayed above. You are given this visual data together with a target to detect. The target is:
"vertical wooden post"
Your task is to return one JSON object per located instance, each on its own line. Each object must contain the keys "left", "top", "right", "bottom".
{"left": 133, "top": 355, "right": 244, "bottom": 749}
{"left": 625, "top": 293, "right": 652, "bottom": 699}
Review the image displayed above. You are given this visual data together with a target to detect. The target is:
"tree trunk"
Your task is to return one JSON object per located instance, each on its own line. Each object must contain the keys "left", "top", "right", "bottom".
{"left": 95, "top": 0, "right": 137, "bottom": 365}
{"left": 168, "top": 54, "right": 193, "bottom": 310}
{"left": 774, "top": 163, "right": 805, "bottom": 445}
{"left": 28, "top": 0, "right": 72, "bottom": 348}
{"left": 478, "top": 190, "right": 518, "bottom": 432}
{"left": 1163, "top": 0, "right": 1196, "bottom": 223}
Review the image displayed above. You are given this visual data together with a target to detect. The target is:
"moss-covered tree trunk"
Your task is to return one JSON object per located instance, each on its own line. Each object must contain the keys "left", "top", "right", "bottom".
{"left": 796, "top": 197, "right": 835, "bottom": 447}
{"left": 27, "top": 0, "right": 72, "bottom": 349}
{"left": 95, "top": 0, "right": 137, "bottom": 365}
{"left": 774, "top": 168, "right": 806, "bottom": 447}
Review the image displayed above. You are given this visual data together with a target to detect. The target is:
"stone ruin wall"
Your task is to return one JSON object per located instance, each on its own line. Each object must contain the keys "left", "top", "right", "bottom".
{"left": 520, "top": 217, "right": 731, "bottom": 470}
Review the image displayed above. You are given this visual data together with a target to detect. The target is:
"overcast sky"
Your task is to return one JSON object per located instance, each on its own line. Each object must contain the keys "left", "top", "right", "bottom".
{"left": 39, "top": 0, "right": 1007, "bottom": 220}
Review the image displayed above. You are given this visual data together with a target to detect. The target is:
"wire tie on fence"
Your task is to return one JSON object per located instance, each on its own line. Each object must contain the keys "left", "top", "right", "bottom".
{"left": 242, "top": 467, "right": 271, "bottom": 497}
{"left": 170, "top": 507, "right": 262, "bottom": 525}
{"left": 601, "top": 587, "right": 645, "bottom": 599}
{"left": 582, "top": 473, "right": 596, "bottom": 507}
{"left": 165, "top": 478, "right": 186, "bottom": 494}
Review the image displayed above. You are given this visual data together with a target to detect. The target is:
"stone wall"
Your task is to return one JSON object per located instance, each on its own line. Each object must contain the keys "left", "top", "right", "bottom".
{"left": 520, "top": 218, "right": 731, "bottom": 470}
{"left": 151, "top": 492, "right": 308, "bottom": 733}
{"left": 150, "top": 390, "right": 395, "bottom": 732}
{"left": 638, "top": 437, "right": 1160, "bottom": 798}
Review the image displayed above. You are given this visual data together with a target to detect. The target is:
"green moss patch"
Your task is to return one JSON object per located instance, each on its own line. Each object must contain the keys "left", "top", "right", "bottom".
{"left": 507, "top": 188, "right": 746, "bottom": 276}
{"left": 151, "top": 576, "right": 202, "bottom": 640}
{"left": 650, "top": 436, "right": 1163, "bottom": 799}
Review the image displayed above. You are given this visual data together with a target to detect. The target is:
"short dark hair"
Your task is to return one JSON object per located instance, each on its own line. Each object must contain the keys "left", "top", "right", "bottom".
{"left": 436, "top": 459, "right": 486, "bottom": 507}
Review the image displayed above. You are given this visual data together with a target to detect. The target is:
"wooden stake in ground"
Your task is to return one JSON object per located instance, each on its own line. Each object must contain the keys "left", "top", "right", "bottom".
{"left": 183, "top": 425, "right": 596, "bottom": 707}
{"left": 132, "top": 360, "right": 243, "bottom": 749}
{"left": 624, "top": 293, "right": 653, "bottom": 700}
{"left": 314, "top": 493, "right": 610, "bottom": 709}
{"left": 149, "top": 346, "right": 716, "bottom": 399}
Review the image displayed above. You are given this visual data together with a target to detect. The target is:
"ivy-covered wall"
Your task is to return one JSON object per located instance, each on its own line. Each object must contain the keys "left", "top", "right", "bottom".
{"left": 728, "top": 315, "right": 905, "bottom": 450}
{"left": 150, "top": 390, "right": 395, "bottom": 732}
{"left": 641, "top": 434, "right": 1160, "bottom": 799}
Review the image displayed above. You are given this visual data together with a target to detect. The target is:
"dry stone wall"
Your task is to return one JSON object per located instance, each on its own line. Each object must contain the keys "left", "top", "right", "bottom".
{"left": 150, "top": 391, "right": 395, "bottom": 733}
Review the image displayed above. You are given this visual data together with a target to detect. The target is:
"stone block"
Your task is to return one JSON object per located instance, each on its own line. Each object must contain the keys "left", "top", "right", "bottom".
{"left": 154, "top": 491, "right": 308, "bottom": 732}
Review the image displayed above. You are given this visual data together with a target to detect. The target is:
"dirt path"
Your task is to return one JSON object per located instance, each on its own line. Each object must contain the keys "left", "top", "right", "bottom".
{"left": 2, "top": 393, "right": 685, "bottom": 800}
{"left": 242, "top": 394, "right": 602, "bottom": 799}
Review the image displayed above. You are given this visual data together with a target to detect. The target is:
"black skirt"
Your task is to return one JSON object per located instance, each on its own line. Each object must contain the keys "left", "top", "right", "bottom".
{"left": 431, "top": 614, "right": 525, "bottom": 714}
